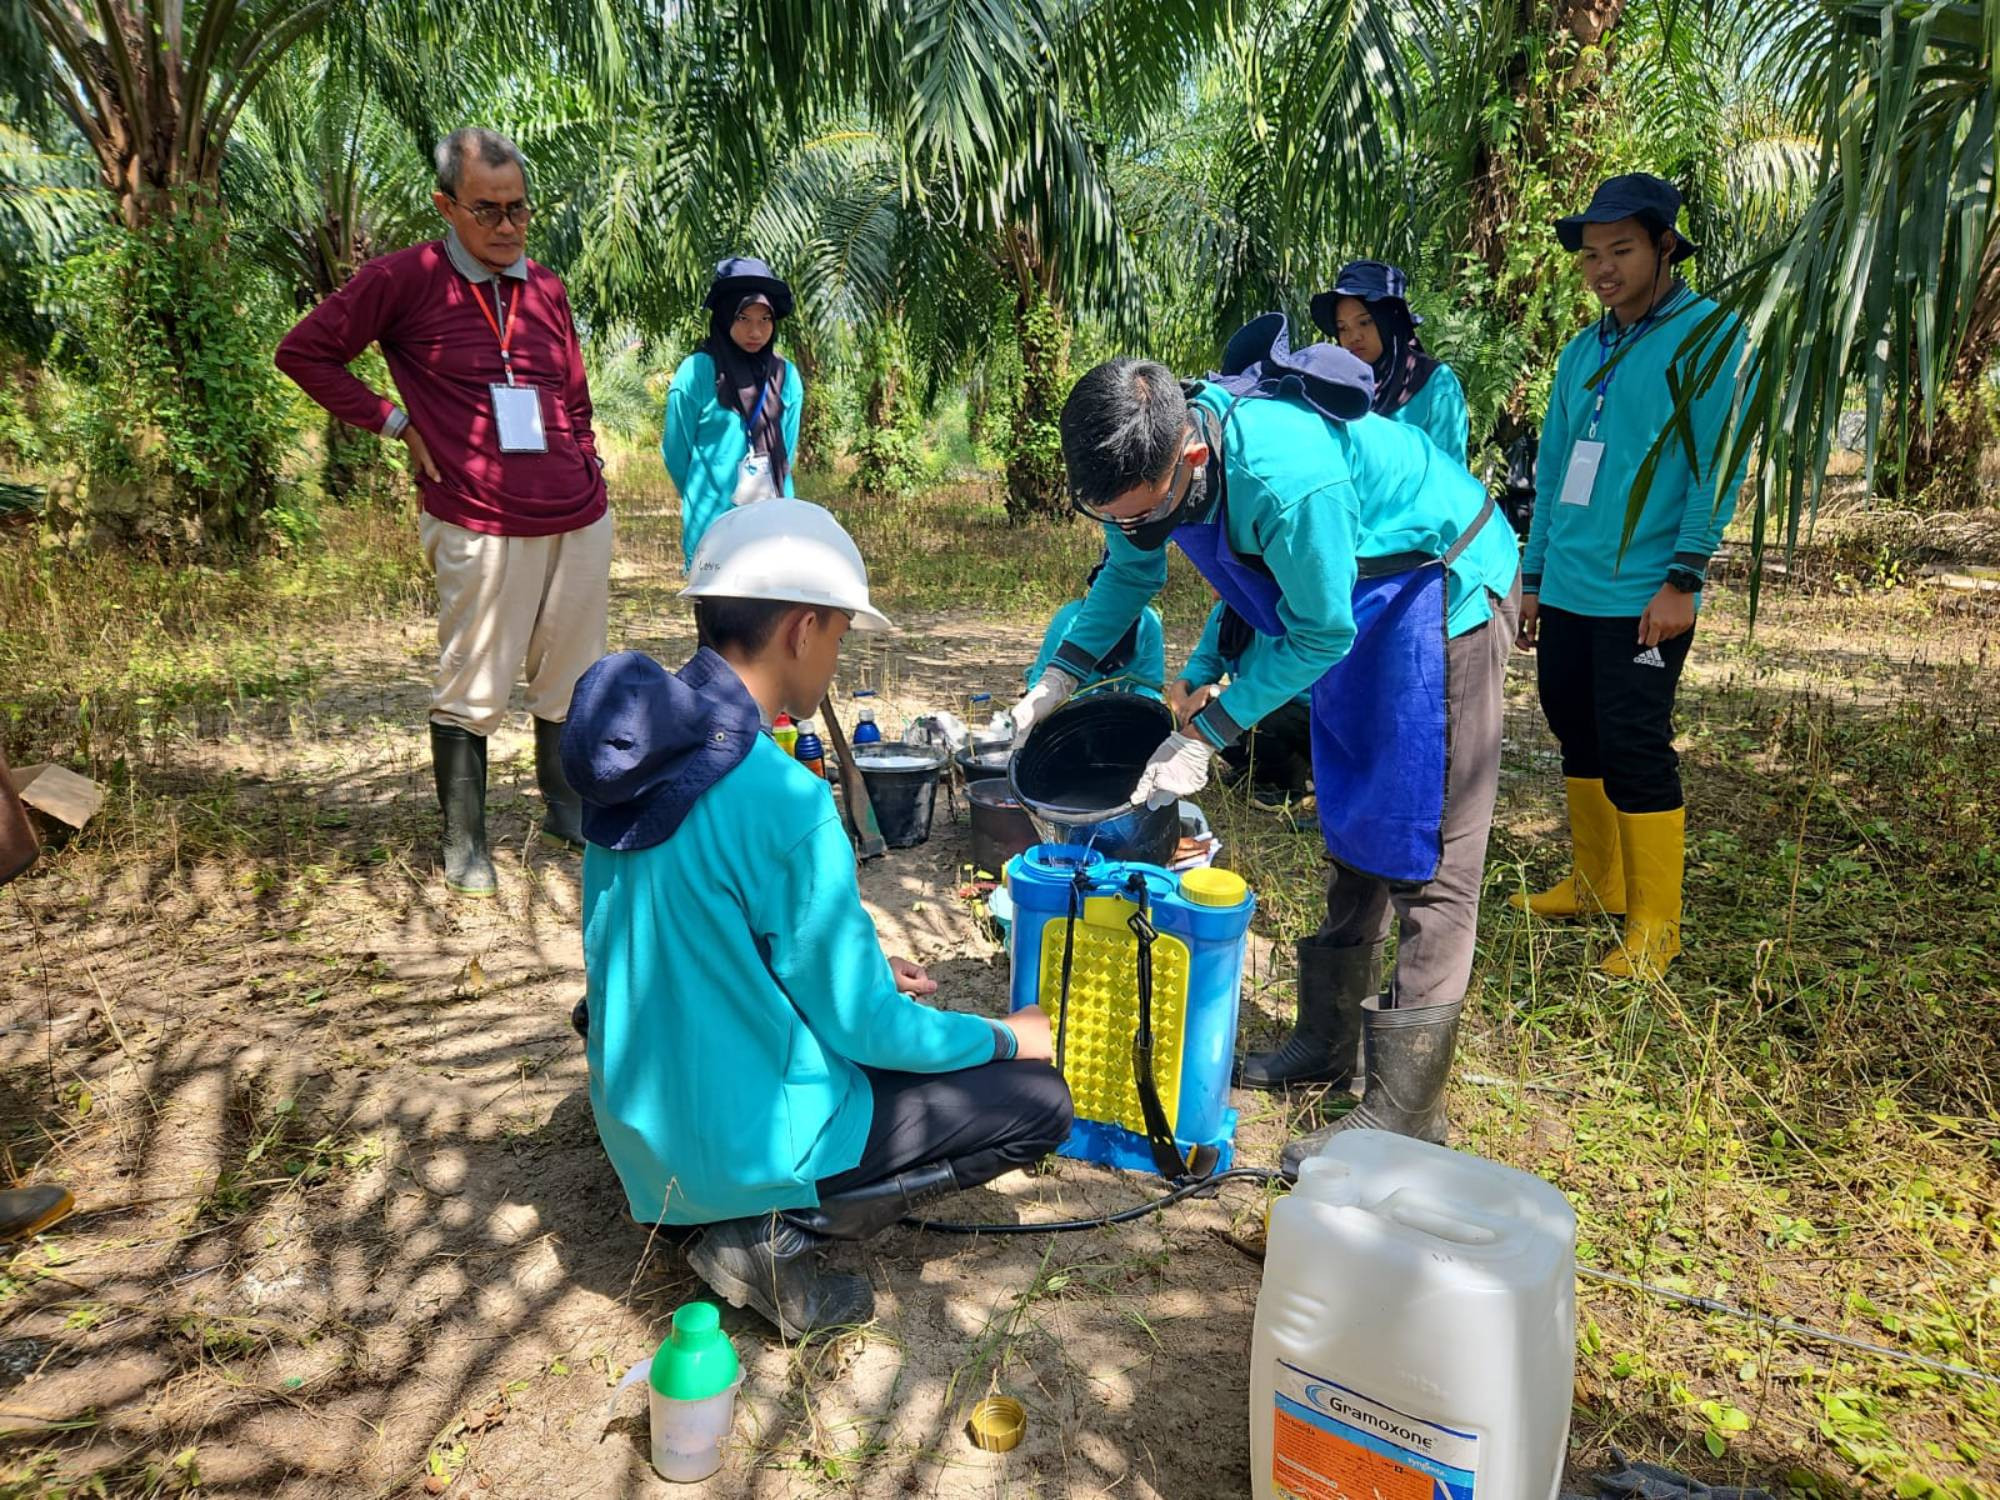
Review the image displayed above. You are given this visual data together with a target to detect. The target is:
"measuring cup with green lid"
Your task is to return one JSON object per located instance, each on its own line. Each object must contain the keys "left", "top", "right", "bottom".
{"left": 608, "top": 1301, "right": 744, "bottom": 1481}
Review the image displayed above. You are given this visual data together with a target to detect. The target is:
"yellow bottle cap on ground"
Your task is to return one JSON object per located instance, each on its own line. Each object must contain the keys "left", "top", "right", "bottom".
{"left": 1179, "top": 867, "right": 1248, "bottom": 907}
{"left": 967, "top": 1395, "right": 1026, "bottom": 1452}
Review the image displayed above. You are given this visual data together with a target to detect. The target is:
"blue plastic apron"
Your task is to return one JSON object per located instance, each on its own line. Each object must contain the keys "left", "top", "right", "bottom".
{"left": 1172, "top": 496, "right": 1492, "bottom": 885}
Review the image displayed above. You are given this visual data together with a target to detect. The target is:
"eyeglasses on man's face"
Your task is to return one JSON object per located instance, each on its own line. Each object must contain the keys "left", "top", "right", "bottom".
{"left": 449, "top": 196, "right": 534, "bottom": 229}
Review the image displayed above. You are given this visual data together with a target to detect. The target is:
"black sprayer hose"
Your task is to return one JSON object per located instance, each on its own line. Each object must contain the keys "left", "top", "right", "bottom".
{"left": 905, "top": 1167, "right": 1285, "bottom": 1236}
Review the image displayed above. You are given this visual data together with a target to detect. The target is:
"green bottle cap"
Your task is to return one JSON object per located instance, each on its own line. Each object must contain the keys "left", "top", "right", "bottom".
{"left": 649, "top": 1301, "right": 740, "bottom": 1402}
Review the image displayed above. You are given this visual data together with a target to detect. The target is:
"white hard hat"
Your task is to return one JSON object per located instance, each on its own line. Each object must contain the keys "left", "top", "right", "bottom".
{"left": 680, "top": 499, "right": 894, "bottom": 632}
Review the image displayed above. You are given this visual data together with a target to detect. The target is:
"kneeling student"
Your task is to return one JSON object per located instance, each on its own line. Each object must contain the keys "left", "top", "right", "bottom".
{"left": 563, "top": 500, "right": 1070, "bottom": 1337}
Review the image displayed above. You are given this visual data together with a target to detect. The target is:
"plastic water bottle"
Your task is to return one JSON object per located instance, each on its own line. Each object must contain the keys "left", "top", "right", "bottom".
{"left": 793, "top": 719, "right": 826, "bottom": 778}
{"left": 608, "top": 1301, "right": 743, "bottom": 1482}
{"left": 854, "top": 708, "right": 882, "bottom": 747}
{"left": 772, "top": 713, "right": 798, "bottom": 758}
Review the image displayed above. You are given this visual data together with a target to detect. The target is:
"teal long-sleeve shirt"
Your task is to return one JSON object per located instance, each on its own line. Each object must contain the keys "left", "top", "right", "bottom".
{"left": 1389, "top": 361, "right": 1471, "bottom": 469}
{"left": 664, "top": 351, "right": 805, "bottom": 567}
{"left": 1524, "top": 288, "right": 1753, "bottom": 616}
{"left": 582, "top": 733, "right": 1004, "bottom": 1225}
{"left": 1054, "top": 387, "right": 1520, "bottom": 746}
{"left": 1028, "top": 599, "right": 1166, "bottom": 700}
{"left": 1179, "top": 601, "right": 1309, "bottom": 709}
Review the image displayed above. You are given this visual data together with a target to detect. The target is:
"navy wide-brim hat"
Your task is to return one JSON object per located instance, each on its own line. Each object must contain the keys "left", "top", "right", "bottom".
{"left": 1310, "top": 259, "right": 1423, "bottom": 337}
{"left": 703, "top": 255, "right": 796, "bottom": 319}
{"left": 1556, "top": 173, "right": 1699, "bottom": 262}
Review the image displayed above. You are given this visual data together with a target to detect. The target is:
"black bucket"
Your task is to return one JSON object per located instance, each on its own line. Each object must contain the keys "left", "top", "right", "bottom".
{"left": 968, "top": 779, "right": 1039, "bottom": 875}
{"left": 1008, "top": 694, "right": 1179, "bottom": 865}
{"left": 855, "top": 742, "right": 948, "bottom": 848}
{"left": 954, "top": 746, "right": 1013, "bottom": 784}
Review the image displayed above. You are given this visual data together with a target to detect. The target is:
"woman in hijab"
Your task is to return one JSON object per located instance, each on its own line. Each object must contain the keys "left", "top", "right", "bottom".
{"left": 1310, "top": 260, "right": 1470, "bottom": 467}
{"left": 664, "top": 256, "right": 805, "bottom": 567}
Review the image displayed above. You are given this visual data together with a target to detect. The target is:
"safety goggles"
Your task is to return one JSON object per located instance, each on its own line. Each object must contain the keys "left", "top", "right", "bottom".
{"left": 1069, "top": 448, "right": 1194, "bottom": 532}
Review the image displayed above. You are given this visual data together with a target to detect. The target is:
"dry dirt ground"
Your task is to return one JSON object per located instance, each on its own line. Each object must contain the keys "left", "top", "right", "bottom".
{"left": 3, "top": 553, "right": 1997, "bottom": 1498}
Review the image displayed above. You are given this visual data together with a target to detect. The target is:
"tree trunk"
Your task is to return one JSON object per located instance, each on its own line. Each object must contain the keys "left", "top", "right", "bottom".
{"left": 1464, "top": 0, "right": 1631, "bottom": 450}
{"left": 1003, "top": 267, "right": 1070, "bottom": 521}
{"left": 1881, "top": 243, "right": 2000, "bottom": 507}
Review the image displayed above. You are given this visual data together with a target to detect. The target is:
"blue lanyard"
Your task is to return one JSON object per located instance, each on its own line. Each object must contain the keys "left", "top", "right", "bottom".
{"left": 1585, "top": 284, "right": 1688, "bottom": 440}
{"left": 743, "top": 377, "right": 773, "bottom": 436}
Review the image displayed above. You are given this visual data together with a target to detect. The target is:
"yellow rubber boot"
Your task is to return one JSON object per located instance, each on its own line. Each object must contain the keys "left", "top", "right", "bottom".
{"left": 1600, "top": 807, "right": 1685, "bottom": 979}
{"left": 1509, "top": 778, "right": 1627, "bottom": 917}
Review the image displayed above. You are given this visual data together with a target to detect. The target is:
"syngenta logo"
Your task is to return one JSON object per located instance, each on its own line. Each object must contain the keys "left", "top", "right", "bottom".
{"left": 1303, "top": 1384, "right": 1436, "bottom": 1451}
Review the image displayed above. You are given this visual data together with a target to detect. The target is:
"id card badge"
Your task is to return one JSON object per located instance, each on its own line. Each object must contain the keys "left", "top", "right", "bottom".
{"left": 489, "top": 383, "right": 547, "bottom": 453}
{"left": 733, "top": 452, "right": 777, "bottom": 506}
{"left": 1559, "top": 439, "right": 1605, "bottom": 507}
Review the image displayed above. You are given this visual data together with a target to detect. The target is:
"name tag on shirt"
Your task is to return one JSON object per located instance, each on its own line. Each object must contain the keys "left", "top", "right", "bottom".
{"left": 489, "top": 383, "right": 547, "bottom": 453}
{"left": 1559, "top": 439, "right": 1604, "bottom": 507}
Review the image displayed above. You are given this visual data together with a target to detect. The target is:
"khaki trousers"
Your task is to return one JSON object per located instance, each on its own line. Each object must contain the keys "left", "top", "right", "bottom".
{"left": 420, "top": 511, "right": 613, "bottom": 737}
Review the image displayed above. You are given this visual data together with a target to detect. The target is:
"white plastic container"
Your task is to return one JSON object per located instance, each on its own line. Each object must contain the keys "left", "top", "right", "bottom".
{"left": 608, "top": 1301, "right": 743, "bottom": 1483}
{"left": 648, "top": 1381, "right": 743, "bottom": 1482}
{"left": 1250, "top": 1130, "right": 1577, "bottom": 1500}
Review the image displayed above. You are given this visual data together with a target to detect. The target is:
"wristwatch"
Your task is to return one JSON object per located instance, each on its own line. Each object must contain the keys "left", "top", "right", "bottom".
{"left": 1665, "top": 567, "right": 1702, "bottom": 594}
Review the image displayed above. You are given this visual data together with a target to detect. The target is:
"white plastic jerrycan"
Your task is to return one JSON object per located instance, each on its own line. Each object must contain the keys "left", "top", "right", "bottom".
{"left": 610, "top": 1301, "right": 744, "bottom": 1482}
{"left": 1250, "top": 1130, "right": 1577, "bottom": 1500}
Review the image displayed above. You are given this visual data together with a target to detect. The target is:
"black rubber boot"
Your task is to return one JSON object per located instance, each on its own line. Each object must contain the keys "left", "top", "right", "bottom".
{"left": 1280, "top": 996, "right": 1464, "bottom": 1178}
{"left": 534, "top": 716, "right": 584, "bottom": 850}
{"left": 1235, "top": 938, "right": 1377, "bottom": 1091}
{"left": 0, "top": 1184, "right": 74, "bottom": 1242}
{"left": 430, "top": 723, "right": 497, "bottom": 897}
{"left": 570, "top": 997, "right": 589, "bottom": 1040}
{"left": 687, "top": 1214, "right": 875, "bottom": 1340}
{"left": 781, "top": 1162, "right": 961, "bottom": 1243}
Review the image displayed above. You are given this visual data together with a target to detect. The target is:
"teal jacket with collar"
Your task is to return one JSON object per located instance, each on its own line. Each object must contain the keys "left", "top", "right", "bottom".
{"left": 573, "top": 659, "right": 1006, "bottom": 1226}
{"left": 1028, "top": 599, "right": 1166, "bottom": 700}
{"left": 1389, "top": 361, "right": 1471, "bottom": 469}
{"left": 665, "top": 351, "right": 805, "bottom": 566}
{"left": 1524, "top": 287, "right": 1754, "bottom": 616}
{"left": 1054, "top": 386, "right": 1520, "bottom": 745}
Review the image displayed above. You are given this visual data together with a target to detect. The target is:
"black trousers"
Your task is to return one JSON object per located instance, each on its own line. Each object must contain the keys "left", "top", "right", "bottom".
{"left": 1535, "top": 605, "right": 1694, "bottom": 814}
{"left": 1218, "top": 698, "right": 1314, "bottom": 795}
{"left": 816, "top": 1061, "right": 1073, "bottom": 1197}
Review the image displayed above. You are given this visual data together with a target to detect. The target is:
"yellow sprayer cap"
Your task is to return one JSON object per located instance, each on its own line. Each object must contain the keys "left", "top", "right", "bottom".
{"left": 1179, "top": 867, "right": 1248, "bottom": 908}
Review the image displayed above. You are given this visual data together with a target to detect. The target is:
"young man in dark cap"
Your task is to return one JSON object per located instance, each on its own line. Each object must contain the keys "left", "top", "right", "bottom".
{"left": 1512, "top": 173, "right": 1755, "bottom": 980}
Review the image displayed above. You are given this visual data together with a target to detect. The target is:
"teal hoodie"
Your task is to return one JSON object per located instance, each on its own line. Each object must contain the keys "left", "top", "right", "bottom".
{"left": 1054, "top": 388, "right": 1520, "bottom": 744}
{"left": 665, "top": 351, "right": 805, "bottom": 567}
{"left": 1180, "top": 601, "right": 1309, "bottom": 709}
{"left": 1390, "top": 362, "right": 1471, "bottom": 469}
{"left": 1524, "top": 287, "right": 1753, "bottom": 616}
{"left": 569, "top": 650, "right": 1005, "bottom": 1225}
{"left": 1028, "top": 599, "right": 1165, "bottom": 699}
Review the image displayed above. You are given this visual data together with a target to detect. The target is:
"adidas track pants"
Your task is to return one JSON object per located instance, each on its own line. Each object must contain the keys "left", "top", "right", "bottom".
{"left": 1533, "top": 605, "right": 1694, "bottom": 814}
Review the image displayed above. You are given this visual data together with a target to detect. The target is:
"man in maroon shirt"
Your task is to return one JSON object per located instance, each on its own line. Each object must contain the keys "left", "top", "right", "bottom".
{"left": 276, "top": 127, "right": 612, "bottom": 898}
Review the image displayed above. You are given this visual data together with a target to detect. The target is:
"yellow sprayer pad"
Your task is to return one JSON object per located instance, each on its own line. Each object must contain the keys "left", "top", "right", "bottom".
{"left": 1035, "top": 901, "right": 1189, "bottom": 1137}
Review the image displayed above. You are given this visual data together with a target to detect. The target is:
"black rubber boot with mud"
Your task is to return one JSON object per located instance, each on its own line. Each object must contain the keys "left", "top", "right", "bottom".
{"left": 688, "top": 1214, "right": 875, "bottom": 1340}
{"left": 1280, "top": 996, "right": 1464, "bottom": 1179}
{"left": 1235, "top": 938, "right": 1377, "bottom": 1091}
{"left": 534, "top": 716, "right": 585, "bottom": 850}
{"left": 430, "top": 723, "right": 497, "bottom": 898}
{"left": 781, "top": 1162, "right": 961, "bottom": 1243}
{"left": 0, "top": 1184, "right": 74, "bottom": 1242}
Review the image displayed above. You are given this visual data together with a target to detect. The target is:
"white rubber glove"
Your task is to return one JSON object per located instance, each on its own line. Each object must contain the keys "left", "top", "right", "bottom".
{"left": 1008, "top": 667, "right": 1079, "bottom": 748}
{"left": 1129, "top": 731, "right": 1212, "bottom": 809}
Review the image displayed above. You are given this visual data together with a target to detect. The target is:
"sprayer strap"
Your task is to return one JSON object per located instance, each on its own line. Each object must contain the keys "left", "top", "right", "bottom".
{"left": 1053, "top": 872, "right": 1083, "bottom": 1075}
{"left": 1125, "top": 881, "right": 1192, "bottom": 1183}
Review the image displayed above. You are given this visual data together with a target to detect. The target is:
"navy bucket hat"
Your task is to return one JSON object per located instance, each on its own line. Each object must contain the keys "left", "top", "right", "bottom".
{"left": 1309, "top": 259, "right": 1424, "bottom": 337}
{"left": 1214, "top": 312, "right": 1375, "bottom": 422}
{"left": 1556, "top": 173, "right": 1699, "bottom": 262}
{"left": 703, "top": 255, "right": 796, "bottom": 319}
